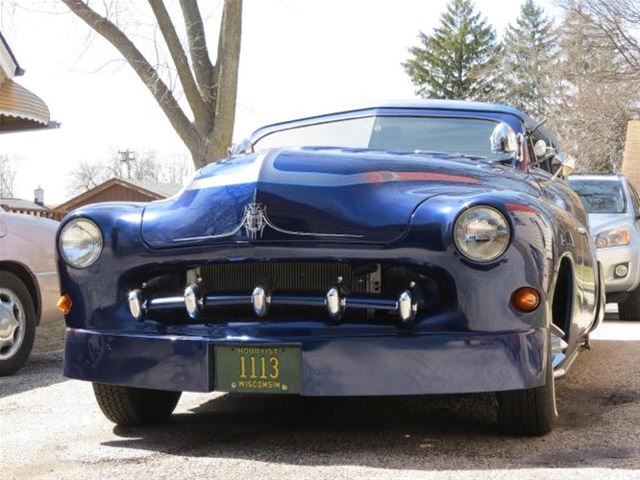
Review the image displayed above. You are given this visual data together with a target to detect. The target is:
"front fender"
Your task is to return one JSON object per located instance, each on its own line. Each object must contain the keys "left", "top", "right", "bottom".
{"left": 56, "top": 203, "right": 147, "bottom": 329}
{"left": 406, "top": 191, "right": 556, "bottom": 331}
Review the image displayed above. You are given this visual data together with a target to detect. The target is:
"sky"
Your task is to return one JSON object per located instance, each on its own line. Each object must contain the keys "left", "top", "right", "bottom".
{"left": 0, "top": 0, "right": 557, "bottom": 206}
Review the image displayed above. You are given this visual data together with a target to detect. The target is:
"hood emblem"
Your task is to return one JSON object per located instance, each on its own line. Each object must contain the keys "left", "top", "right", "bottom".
{"left": 172, "top": 202, "right": 363, "bottom": 242}
{"left": 242, "top": 203, "right": 268, "bottom": 240}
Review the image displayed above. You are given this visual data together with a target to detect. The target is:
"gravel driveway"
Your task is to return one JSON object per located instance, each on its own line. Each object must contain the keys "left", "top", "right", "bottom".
{"left": 1, "top": 318, "right": 639, "bottom": 480}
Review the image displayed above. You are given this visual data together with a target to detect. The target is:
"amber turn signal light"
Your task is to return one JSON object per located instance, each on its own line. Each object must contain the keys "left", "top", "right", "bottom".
{"left": 56, "top": 294, "right": 73, "bottom": 314}
{"left": 511, "top": 287, "right": 540, "bottom": 313}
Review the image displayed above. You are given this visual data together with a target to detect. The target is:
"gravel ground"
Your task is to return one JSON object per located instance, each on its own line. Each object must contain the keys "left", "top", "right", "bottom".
{"left": 31, "top": 318, "right": 65, "bottom": 354}
{"left": 1, "top": 317, "right": 639, "bottom": 480}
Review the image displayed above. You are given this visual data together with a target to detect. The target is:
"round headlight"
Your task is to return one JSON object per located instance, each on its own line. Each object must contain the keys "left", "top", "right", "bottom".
{"left": 59, "top": 219, "right": 103, "bottom": 268}
{"left": 454, "top": 206, "right": 510, "bottom": 262}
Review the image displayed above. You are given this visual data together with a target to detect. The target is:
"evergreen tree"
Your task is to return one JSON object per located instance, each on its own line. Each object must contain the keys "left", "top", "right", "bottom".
{"left": 494, "top": 0, "right": 557, "bottom": 118}
{"left": 403, "top": 0, "right": 500, "bottom": 100}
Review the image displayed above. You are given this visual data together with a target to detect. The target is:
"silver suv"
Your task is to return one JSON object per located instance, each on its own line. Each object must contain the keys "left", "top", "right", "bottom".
{"left": 569, "top": 173, "right": 640, "bottom": 320}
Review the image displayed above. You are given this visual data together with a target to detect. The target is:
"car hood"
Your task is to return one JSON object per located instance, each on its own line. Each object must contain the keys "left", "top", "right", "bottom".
{"left": 141, "top": 147, "right": 533, "bottom": 248}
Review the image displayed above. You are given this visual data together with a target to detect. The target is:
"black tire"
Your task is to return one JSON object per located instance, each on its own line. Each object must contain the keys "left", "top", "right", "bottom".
{"left": 496, "top": 336, "right": 556, "bottom": 436}
{"left": 0, "top": 271, "right": 37, "bottom": 376}
{"left": 618, "top": 286, "right": 640, "bottom": 321}
{"left": 92, "top": 383, "right": 182, "bottom": 426}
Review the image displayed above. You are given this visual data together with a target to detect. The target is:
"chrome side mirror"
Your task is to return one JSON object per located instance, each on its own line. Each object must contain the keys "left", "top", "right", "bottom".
{"left": 491, "top": 122, "right": 518, "bottom": 155}
{"left": 533, "top": 139, "right": 547, "bottom": 157}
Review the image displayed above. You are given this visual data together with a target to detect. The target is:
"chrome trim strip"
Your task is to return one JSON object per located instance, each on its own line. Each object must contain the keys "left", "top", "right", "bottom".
{"left": 204, "top": 295, "right": 252, "bottom": 306}
{"left": 275, "top": 296, "right": 326, "bottom": 307}
{"left": 263, "top": 215, "right": 362, "bottom": 238}
{"left": 147, "top": 297, "right": 184, "bottom": 309}
{"left": 344, "top": 298, "right": 398, "bottom": 310}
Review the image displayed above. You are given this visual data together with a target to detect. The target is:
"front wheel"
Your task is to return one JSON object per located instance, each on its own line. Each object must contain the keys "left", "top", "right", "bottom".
{"left": 0, "top": 271, "right": 36, "bottom": 376}
{"left": 618, "top": 286, "right": 640, "bottom": 321}
{"left": 92, "top": 383, "right": 182, "bottom": 426}
{"left": 496, "top": 337, "right": 556, "bottom": 436}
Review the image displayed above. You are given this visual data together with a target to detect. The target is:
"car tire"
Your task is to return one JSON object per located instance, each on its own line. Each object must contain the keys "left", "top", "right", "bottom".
{"left": 0, "top": 271, "right": 37, "bottom": 377}
{"left": 92, "top": 383, "right": 182, "bottom": 426}
{"left": 618, "top": 287, "right": 640, "bottom": 321}
{"left": 495, "top": 334, "right": 556, "bottom": 436}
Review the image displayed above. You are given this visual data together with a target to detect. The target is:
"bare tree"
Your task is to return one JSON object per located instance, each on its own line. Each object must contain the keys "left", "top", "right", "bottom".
{"left": 60, "top": 0, "right": 243, "bottom": 168}
{"left": 68, "top": 160, "right": 108, "bottom": 194}
{"left": 158, "top": 155, "right": 194, "bottom": 185}
{"left": 104, "top": 151, "right": 162, "bottom": 182}
{"left": 0, "top": 156, "right": 16, "bottom": 198}
{"left": 68, "top": 152, "right": 193, "bottom": 195}
{"left": 548, "top": 9, "right": 640, "bottom": 172}
{"left": 559, "top": 0, "right": 640, "bottom": 81}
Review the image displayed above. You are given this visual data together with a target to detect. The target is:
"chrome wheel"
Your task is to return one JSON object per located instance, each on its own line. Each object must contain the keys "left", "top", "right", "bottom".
{"left": 0, "top": 288, "right": 26, "bottom": 361}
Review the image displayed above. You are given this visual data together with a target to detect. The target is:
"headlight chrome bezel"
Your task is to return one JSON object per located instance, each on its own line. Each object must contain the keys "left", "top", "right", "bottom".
{"left": 59, "top": 218, "right": 104, "bottom": 269}
{"left": 454, "top": 205, "right": 511, "bottom": 263}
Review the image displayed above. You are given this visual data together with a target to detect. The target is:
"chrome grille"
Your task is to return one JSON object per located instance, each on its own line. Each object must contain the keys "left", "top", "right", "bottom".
{"left": 199, "top": 262, "right": 377, "bottom": 295}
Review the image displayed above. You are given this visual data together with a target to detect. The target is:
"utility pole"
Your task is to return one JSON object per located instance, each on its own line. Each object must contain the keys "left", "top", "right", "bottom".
{"left": 118, "top": 149, "right": 137, "bottom": 179}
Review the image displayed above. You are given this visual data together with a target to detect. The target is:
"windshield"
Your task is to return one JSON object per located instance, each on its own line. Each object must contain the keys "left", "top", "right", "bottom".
{"left": 569, "top": 179, "right": 627, "bottom": 214}
{"left": 253, "top": 116, "right": 505, "bottom": 160}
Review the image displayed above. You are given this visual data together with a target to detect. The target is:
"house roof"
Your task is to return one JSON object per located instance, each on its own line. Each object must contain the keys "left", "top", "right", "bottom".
{"left": 0, "top": 30, "right": 23, "bottom": 78}
{"left": 0, "top": 198, "right": 48, "bottom": 211}
{"left": 0, "top": 78, "right": 53, "bottom": 132}
{"left": 125, "top": 178, "right": 182, "bottom": 198}
{"left": 53, "top": 177, "right": 182, "bottom": 213}
{"left": 0, "top": 29, "right": 57, "bottom": 134}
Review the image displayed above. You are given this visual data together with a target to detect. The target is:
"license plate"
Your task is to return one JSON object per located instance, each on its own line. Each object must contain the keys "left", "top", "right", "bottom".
{"left": 214, "top": 345, "right": 301, "bottom": 394}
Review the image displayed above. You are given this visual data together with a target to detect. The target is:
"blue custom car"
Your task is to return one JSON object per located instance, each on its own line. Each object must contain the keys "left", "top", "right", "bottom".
{"left": 57, "top": 101, "right": 604, "bottom": 435}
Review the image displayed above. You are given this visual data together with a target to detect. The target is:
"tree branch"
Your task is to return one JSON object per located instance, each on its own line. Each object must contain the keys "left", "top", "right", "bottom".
{"left": 60, "top": 0, "right": 201, "bottom": 156}
{"left": 208, "top": 0, "right": 242, "bottom": 161}
{"left": 147, "top": 0, "right": 210, "bottom": 125}
{"left": 179, "top": 0, "right": 216, "bottom": 105}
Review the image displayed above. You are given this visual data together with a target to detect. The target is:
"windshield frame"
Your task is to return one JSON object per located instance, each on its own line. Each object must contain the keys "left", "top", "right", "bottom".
{"left": 253, "top": 114, "right": 508, "bottom": 160}
{"left": 250, "top": 107, "right": 527, "bottom": 163}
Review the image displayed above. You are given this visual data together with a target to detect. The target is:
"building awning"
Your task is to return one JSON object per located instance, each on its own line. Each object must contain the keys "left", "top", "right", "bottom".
{"left": 0, "top": 77, "right": 57, "bottom": 133}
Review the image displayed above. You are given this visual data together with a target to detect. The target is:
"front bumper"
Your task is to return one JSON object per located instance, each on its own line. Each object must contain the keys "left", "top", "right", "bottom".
{"left": 64, "top": 327, "right": 547, "bottom": 396}
{"left": 597, "top": 245, "right": 640, "bottom": 294}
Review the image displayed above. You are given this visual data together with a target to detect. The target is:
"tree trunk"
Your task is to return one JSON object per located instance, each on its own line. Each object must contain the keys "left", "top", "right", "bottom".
{"left": 204, "top": 0, "right": 243, "bottom": 167}
{"left": 60, "top": 0, "right": 243, "bottom": 171}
